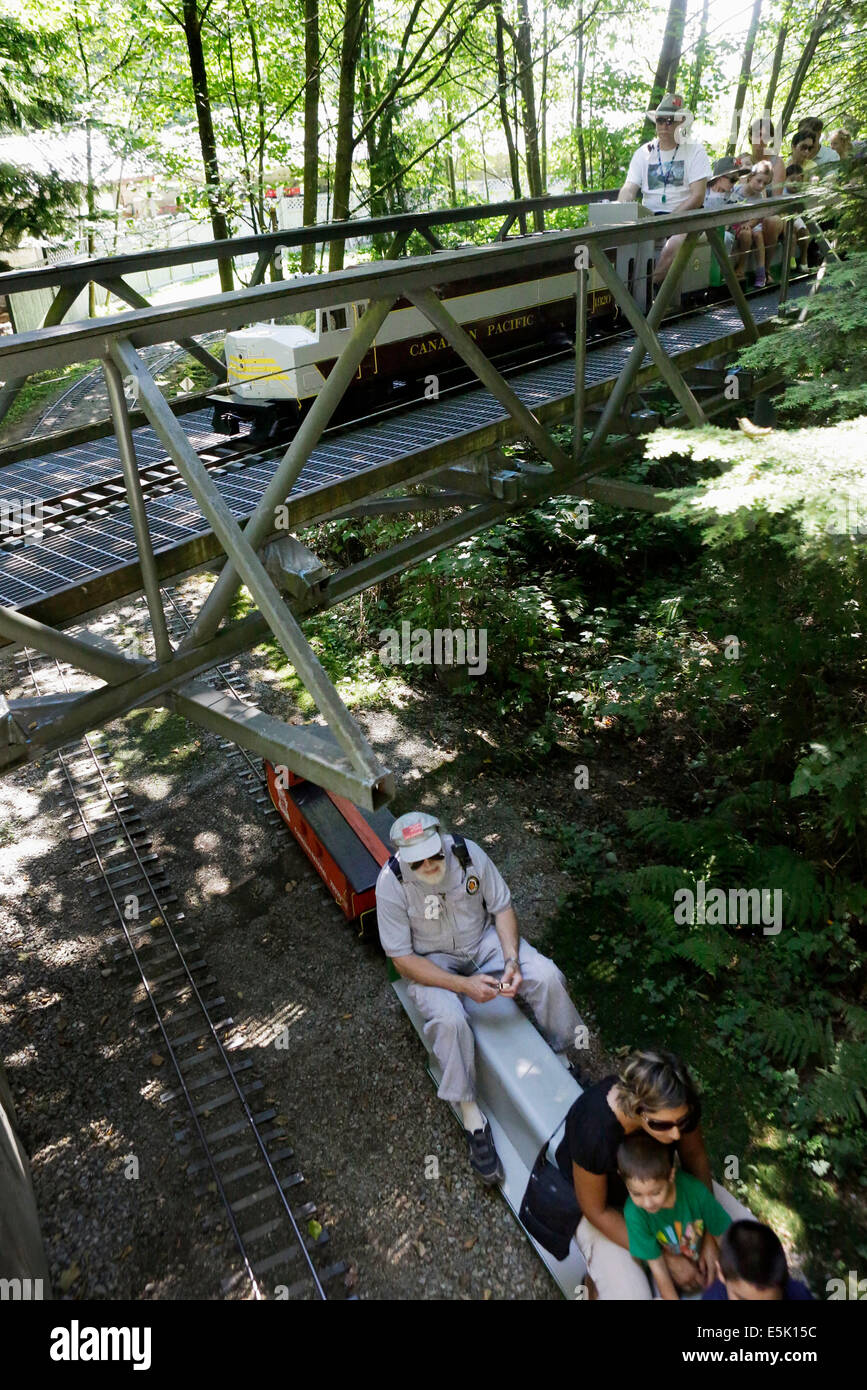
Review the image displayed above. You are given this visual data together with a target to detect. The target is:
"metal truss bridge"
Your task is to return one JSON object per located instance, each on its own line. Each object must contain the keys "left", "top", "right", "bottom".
{"left": 0, "top": 190, "right": 818, "bottom": 807}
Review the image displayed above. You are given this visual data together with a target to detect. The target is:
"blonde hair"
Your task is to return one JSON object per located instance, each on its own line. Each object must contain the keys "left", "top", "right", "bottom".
{"left": 750, "top": 159, "right": 773, "bottom": 180}
{"left": 616, "top": 1048, "right": 699, "bottom": 1119}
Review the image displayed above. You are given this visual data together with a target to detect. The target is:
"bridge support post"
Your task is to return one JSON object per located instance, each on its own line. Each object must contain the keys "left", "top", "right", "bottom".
{"left": 102, "top": 357, "right": 174, "bottom": 662}
{"left": 573, "top": 264, "right": 588, "bottom": 465}
{"left": 109, "top": 336, "right": 387, "bottom": 795}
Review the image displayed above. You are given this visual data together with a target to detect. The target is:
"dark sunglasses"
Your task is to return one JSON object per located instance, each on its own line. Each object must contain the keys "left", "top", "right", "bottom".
{"left": 641, "top": 1109, "right": 692, "bottom": 1133}
{"left": 656, "top": 116, "right": 677, "bottom": 126}
{"left": 409, "top": 851, "right": 445, "bottom": 871}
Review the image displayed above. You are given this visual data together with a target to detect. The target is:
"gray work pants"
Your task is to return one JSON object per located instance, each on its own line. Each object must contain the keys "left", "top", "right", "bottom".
{"left": 406, "top": 925, "right": 583, "bottom": 1102}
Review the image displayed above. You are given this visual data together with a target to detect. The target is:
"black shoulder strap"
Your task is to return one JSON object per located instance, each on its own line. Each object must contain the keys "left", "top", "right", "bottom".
{"left": 451, "top": 833, "right": 472, "bottom": 871}
{"left": 387, "top": 853, "right": 402, "bottom": 882}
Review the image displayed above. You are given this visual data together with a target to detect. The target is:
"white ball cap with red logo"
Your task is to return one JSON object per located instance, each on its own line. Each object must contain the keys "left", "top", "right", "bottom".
{"left": 390, "top": 811, "right": 443, "bottom": 864}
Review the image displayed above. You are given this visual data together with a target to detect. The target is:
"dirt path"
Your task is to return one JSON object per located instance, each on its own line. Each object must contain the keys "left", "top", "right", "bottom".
{"left": 0, "top": 580, "right": 608, "bottom": 1302}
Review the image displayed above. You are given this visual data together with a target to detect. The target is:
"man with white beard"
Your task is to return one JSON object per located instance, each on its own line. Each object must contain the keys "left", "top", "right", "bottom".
{"left": 376, "top": 811, "right": 583, "bottom": 1183}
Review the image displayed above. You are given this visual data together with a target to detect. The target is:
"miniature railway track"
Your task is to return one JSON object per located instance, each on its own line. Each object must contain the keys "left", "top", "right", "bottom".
{"left": 161, "top": 585, "right": 283, "bottom": 825}
{"left": 14, "top": 639, "right": 348, "bottom": 1300}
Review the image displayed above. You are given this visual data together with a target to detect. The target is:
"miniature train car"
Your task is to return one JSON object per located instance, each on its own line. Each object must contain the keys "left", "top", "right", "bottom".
{"left": 264, "top": 760, "right": 394, "bottom": 926}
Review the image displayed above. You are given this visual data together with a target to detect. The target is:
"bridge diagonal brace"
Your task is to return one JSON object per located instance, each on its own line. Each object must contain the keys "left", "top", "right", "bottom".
{"left": 0, "top": 282, "right": 83, "bottom": 426}
{"left": 580, "top": 232, "right": 703, "bottom": 471}
{"left": 0, "top": 605, "right": 152, "bottom": 685}
{"left": 102, "top": 357, "right": 173, "bottom": 662}
{"left": 95, "top": 278, "right": 226, "bottom": 380}
{"left": 406, "top": 286, "right": 571, "bottom": 472}
{"left": 178, "top": 293, "right": 398, "bottom": 652}
{"left": 108, "top": 336, "right": 385, "bottom": 790}
{"left": 589, "top": 243, "right": 707, "bottom": 428}
{"left": 170, "top": 682, "right": 393, "bottom": 809}
{"left": 705, "top": 228, "right": 759, "bottom": 342}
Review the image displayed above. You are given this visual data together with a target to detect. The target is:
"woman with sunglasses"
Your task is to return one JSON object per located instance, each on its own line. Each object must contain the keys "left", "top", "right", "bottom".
{"left": 555, "top": 1047, "right": 751, "bottom": 1298}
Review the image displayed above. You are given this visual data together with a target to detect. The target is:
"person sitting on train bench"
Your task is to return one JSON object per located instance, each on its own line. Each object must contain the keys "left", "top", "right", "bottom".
{"left": 375, "top": 811, "right": 583, "bottom": 1185}
{"left": 617, "top": 92, "right": 711, "bottom": 287}
{"left": 799, "top": 116, "right": 840, "bottom": 170}
{"left": 554, "top": 1048, "right": 752, "bottom": 1300}
{"left": 619, "top": 1132, "right": 731, "bottom": 1300}
{"left": 703, "top": 1221, "right": 813, "bottom": 1301}
{"left": 703, "top": 157, "right": 747, "bottom": 254}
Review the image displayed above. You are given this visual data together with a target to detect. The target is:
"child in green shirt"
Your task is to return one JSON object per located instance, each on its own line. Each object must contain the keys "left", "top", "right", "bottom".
{"left": 618, "top": 1131, "right": 731, "bottom": 1300}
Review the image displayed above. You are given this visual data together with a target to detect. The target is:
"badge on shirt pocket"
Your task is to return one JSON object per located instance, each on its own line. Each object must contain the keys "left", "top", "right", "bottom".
{"left": 466, "top": 875, "right": 480, "bottom": 895}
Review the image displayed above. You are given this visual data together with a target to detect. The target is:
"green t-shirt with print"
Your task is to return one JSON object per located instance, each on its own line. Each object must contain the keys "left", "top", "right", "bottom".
{"left": 624, "top": 1171, "right": 731, "bottom": 1262}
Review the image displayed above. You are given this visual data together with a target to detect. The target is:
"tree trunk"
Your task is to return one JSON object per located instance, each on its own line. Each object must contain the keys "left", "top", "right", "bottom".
{"left": 181, "top": 0, "right": 233, "bottom": 291}
{"left": 85, "top": 118, "right": 96, "bottom": 316}
{"left": 687, "top": 0, "right": 709, "bottom": 113}
{"left": 495, "top": 7, "right": 521, "bottom": 199}
{"left": 300, "top": 0, "right": 320, "bottom": 271}
{"left": 329, "top": 0, "right": 368, "bottom": 271}
{"left": 576, "top": 10, "right": 587, "bottom": 190}
{"left": 764, "top": 18, "right": 788, "bottom": 117}
{"left": 644, "top": 0, "right": 687, "bottom": 137}
{"left": 512, "top": 0, "right": 543, "bottom": 226}
{"left": 540, "top": 0, "right": 548, "bottom": 188}
{"left": 725, "top": 0, "right": 763, "bottom": 158}
{"left": 780, "top": 0, "right": 835, "bottom": 135}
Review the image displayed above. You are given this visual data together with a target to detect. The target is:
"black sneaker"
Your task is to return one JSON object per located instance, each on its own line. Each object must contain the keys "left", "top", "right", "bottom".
{"left": 466, "top": 1121, "right": 504, "bottom": 1185}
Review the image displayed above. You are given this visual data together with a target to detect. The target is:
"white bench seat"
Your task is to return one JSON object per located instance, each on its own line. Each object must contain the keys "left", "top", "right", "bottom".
{"left": 393, "top": 980, "right": 587, "bottom": 1297}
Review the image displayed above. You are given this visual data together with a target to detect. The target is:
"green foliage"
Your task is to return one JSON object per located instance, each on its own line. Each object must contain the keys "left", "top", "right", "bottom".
{"left": 735, "top": 254, "right": 867, "bottom": 423}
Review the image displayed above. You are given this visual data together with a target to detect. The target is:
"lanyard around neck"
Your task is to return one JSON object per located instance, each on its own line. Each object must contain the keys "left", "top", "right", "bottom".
{"left": 655, "top": 141, "right": 679, "bottom": 203}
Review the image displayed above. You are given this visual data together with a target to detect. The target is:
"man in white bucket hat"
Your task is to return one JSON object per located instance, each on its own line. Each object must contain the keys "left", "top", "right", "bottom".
{"left": 376, "top": 810, "right": 583, "bottom": 1183}
{"left": 618, "top": 92, "right": 711, "bottom": 286}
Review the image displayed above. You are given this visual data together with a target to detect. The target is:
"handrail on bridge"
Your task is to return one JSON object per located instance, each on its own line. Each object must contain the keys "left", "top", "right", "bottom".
{"left": 0, "top": 189, "right": 620, "bottom": 300}
{"left": 0, "top": 192, "right": 815, "bottom": 380}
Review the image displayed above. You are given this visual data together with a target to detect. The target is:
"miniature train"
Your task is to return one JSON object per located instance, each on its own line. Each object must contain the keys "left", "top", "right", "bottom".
{"left": 210, "top": 199, "right": 801, "bottom": 446}
{"left": 208, "top": 203, "right": 729, "bottom": 444}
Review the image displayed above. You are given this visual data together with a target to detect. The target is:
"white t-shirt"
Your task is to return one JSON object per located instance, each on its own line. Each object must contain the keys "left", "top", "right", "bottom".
{"left": 625, "top": 138, "right": 712, "bottom": 213}
{"left": 813, "top": 143, "right": 840, "bottom": 166}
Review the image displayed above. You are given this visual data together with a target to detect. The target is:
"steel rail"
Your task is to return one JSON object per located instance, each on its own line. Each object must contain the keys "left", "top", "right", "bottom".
{"left": 16, "top": 641, "right": 330, "bottom": 1300}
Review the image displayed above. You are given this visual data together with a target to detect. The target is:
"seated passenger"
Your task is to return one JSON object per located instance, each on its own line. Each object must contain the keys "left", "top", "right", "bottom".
{"left": 704, "top": 156, "right": 741, "bottom": 209}
{"left": 617, "top": 92, "right": 711, "bottom": 287}
{"left": 748, "top": 116, "right": 786, "bottom": 192}
{"left": 703, "top": 1220, "right": 814, "bottom": 1301}
{"left": 799, "top": 115, "right": 840, "bottom": 170}
{"left": 729, "top": 160, "right": 774, "bottom": 286}
{"left": 783, "top": 164, "right": 811, "bottom": 269}
{"left": 619, "top": 1132, "right": 731, "bottom": 1300}
{"left": 748, "top": 117, "right": 786, "bottom": 253}
{"left": 376, "top": 810, "right": 583, "bottom": 1184}
{"left": 554, "top": 1047, "right": 751, "bottom": 1300}
{"left": 829, "top": 128, "right": 852, "bottom": 161}
{"left": 788, "top": 129, "right": 819, "bottom": 184}
{"left": 704, "top": 157, "right": 745, "bottom": 257}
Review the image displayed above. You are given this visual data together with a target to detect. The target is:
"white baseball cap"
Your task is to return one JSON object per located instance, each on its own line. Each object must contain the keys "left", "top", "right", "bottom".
{"left": 390, "top": 811, "right": 443, "bottom": 864}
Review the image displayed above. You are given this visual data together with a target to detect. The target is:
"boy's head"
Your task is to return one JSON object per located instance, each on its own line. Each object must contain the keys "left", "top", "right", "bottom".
{"left": 785, "top": 163, "right": 804, "bottom": 184}
{"left": 718, "top": 1221, "right": 788, "bottom": 1300}
{"left": 709, "top": 156, "right": 742, "bottom": 194}
{"left": 617, "top": 1132, "right": 676, "bottom": 1214}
